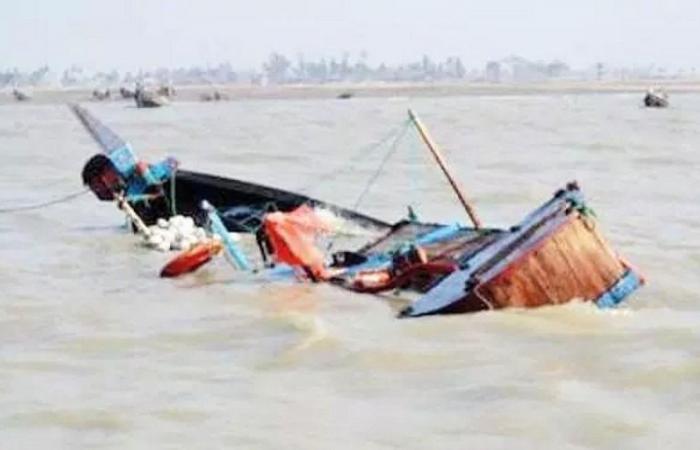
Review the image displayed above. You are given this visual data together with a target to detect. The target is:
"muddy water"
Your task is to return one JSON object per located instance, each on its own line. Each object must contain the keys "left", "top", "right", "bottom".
{"left": 0, "top": 93, "right": 698, "bottom": 449}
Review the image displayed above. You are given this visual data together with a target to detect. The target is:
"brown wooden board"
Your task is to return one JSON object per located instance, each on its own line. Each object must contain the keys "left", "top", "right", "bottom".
{"left": 474, "top": 214, "right": 625, "bottom": 309}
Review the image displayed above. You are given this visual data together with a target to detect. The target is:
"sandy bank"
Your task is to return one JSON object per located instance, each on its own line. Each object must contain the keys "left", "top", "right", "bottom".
{"left": 3, "top": 79, "right": 700, "bottom": 105}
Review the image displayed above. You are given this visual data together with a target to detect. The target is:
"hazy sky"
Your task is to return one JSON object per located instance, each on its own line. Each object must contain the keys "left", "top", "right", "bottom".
{"left": 2, "top": 0, "right": 698, "bottom": 71}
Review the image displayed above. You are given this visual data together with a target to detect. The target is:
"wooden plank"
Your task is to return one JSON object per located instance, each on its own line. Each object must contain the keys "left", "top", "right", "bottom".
{"left": 476, "top": 215, "right": 626, "bottom": 309}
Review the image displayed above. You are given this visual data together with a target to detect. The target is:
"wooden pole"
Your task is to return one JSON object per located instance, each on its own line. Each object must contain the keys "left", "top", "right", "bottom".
{"left": 407, "top": 109, "right": 482, "bottom": 229}
{"left": 115, "top": 193, "right": 152, "bottom": 237}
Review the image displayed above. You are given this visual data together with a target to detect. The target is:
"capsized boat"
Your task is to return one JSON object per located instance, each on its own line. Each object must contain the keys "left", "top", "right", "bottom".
{"left": 260, "top": 184, "right": 643, "bottom": 316}
{"left": 72, "top": 104, "right": 390, "bottom": 233}
{"left": 74, "top": 102, "right": 643, "bottom": 317}
{"left": 254, "top": 110, "right": 644, "bottom": 316}
{"left": 399, "top": 182, "right": 643, "bottom": 316}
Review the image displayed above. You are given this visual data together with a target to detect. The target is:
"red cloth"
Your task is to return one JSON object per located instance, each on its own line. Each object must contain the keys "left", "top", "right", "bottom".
{"left": 263, "top": 205, "right": 332, "bottom": 279}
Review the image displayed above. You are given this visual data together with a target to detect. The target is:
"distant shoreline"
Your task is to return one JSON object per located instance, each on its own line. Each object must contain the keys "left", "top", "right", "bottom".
{"left": 3, "top": 79, "right": 700, "bottom": 104}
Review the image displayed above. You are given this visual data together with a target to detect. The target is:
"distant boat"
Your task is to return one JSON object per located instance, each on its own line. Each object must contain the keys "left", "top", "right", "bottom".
{"left": 12, "top": 89, "right": 30, "bottom": 101}
{"left": 337, "top": 91, "right": 354, "bottom": 99}
{"left": 200, "top": 90, "right": 228, "bottom": 102}
{"left": 92, "top": 89, "right": 111, "bottom": 101}
{"left": 134, "top": 88, "right": 168, "bottom": 108}
{"left": 157, "top": 85, "right": 176, "bottom": 97}
{"left": 119, "top": 87, "right": 135, "bottom": 99}
{"left": 644, "top": 89, "right": 668, "bottom": 108}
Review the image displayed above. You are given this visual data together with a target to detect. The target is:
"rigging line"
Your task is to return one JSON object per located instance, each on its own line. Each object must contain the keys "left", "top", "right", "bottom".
{"left": 169, "top": 168, "right": 177, "bottom": 216}
{"left": 406, "top": 127, "right": 421, "bottom": 216}
{"left": 323, "top": 127, "right": 411, "bottom": 255}
{"left": 351, "top": 123, "right": 411, "bottom": 212}
{"left": 296, "top": 119, "right": 411, "bottom": 194}
{"left": 0, "top": 188, "right": 90, "bottom": 213}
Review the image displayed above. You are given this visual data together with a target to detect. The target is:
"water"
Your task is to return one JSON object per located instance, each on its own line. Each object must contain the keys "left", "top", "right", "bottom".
{"left": 0, "top": 93, "right": 699, "bottom": 449}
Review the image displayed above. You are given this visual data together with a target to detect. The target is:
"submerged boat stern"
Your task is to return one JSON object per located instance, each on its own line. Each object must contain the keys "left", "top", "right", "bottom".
{"left": 401, "top": 182, "right": 644, "bottom": 317}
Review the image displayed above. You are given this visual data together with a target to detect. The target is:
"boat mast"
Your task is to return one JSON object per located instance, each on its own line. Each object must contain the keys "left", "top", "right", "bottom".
{"left": 407, "top": 109, "right": 482, "bottom": 229}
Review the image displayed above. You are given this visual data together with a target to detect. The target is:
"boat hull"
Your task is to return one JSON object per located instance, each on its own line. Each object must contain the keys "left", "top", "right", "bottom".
{"left": 402, "top": 183, "right": 643, "bottom": 317}
{"left": 133, "top": 169, "right": 391, "bottom": 233}
{"left": 644, "top": 93, "right": 668, "bottom": 108}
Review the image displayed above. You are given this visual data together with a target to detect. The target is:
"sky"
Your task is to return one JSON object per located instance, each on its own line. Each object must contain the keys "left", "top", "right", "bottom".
{"left": 1, "top": 0, "right": 698, "bottom": 72}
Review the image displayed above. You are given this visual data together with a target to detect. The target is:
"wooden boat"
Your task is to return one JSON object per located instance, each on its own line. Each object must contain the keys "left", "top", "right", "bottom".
{"left": 644, "top": 89, "right": 668, "bottom": 108}
{"left": 200, "top": 91, "right": 228, "bottom": 102}
{"left": 157, "top": 85, "right": 176, "bottom": 97}
{"left": 119, "top": 87, "right": 135, "bottom": 99}
{"left": 396, "top": 112, "right": 641, "bottom": 314}
{"left": 72, "top": 104, "right": 390, "bottom": 233}
{"left": 74, "top": 102, "right": 643, "bottom": 316}
{"left": 157, "top": 169, "right": 388, "bottom": 231}
{"left": 262, "top": 183, "right": 642, "bottom": 316}
{"left": 398, "top": 182, "right": 643, "bottom": 316}
{"left": 135, "top": 89, "right": 168, "bottom": 108}
{"left": 92, "top": 89, "right": 111, "bottom": 100}
{"left": 13, "top": 89, "right": 30, "bottom": 101}
{"left": 258, "top": 110, "right": 644, "bottom": 315}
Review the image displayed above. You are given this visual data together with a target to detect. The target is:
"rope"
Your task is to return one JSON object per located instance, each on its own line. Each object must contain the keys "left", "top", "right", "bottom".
{"left": 217, "top": 201, "right": 280, "bottom": 234}
{"left": 406, "top": 127, "right": 422, "bottom": 221}
{"left": 323, "top": 124, "right": 411, "bottom": 254}
{"left": 169, "top": 168, "right": 177, "bottom": 216}
{"left": 350, "top": 123, "right": 410, "bottom": 211}
{"left": 296, "top": 119, "right": 412, "bottom": 194}
{"left": 0, "top": 188, "right": 90, "bottom": 213}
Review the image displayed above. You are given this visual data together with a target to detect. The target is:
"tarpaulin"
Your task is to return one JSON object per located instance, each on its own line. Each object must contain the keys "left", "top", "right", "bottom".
{"left": 263, "top": 205, "right": 333, "bottom": 280}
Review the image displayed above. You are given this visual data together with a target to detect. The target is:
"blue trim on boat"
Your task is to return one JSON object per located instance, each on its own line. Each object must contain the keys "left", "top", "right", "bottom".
{"left": 595, "top": 269, "right": 643, "bottom": 308}
{"left": 414, "top": 223, "right": 464, "bottom": 246}
{"left": 341, "top": 223, "right": 467, "bottom": 277}
{"left": 263, "top": 263, "right": 297, "bottom": 279}
{"left": 208, "top": 207, "right": 251, "bottom": 271}
{"left": 108, "top": 144, "right": 138, "bottom": 177}
{"left": 108, "top": 144, "right": 177, "bottom": 197}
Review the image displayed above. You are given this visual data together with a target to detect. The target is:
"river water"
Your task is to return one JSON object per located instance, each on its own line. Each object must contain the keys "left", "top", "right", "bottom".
{"left": 0, "top": 92, "right": 698, "bottom": 449}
